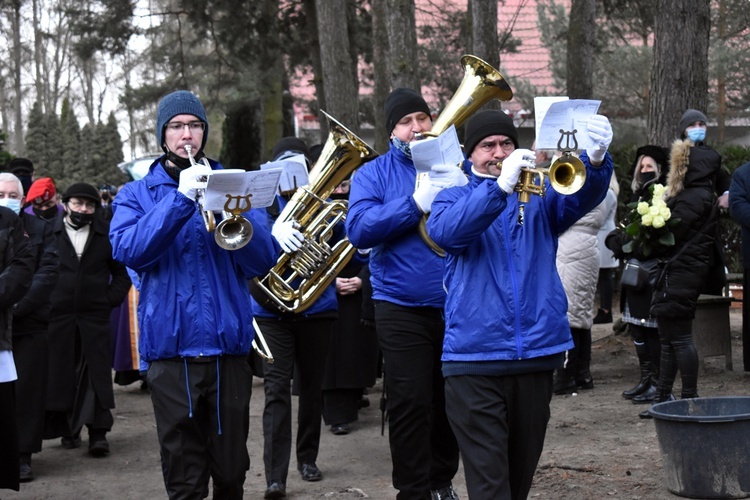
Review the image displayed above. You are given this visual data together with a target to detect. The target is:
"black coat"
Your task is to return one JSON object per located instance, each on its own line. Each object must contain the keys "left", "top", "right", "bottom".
{"left": 729, "top": 161, "right": 750, "bottom": 267}
{"left": 46, "top": 213, "right": 131, "bottom": 411}
{"left": 13, "top": 213, "right": 59, "bottom": 335}
{"left": 0, "top": 207, "right": 34, "bottom": 351}
{"left": 650, "top": 141, "right": 719, "bottom": 319}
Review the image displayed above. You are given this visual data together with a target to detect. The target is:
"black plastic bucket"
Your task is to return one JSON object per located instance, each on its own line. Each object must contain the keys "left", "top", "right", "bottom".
{"left": 649, "top": 397, "right": 750, "bottom": 498}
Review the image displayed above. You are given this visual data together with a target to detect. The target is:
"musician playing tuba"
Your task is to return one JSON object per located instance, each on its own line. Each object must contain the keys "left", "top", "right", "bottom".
{"left": 346, "top": 88, "right": 464, "bottom": 500}
{"left": 109, "top": 90, "right": 280, "bottom": 500}
{"left": 425, "top": 109, "right": 614, "bottom": 499}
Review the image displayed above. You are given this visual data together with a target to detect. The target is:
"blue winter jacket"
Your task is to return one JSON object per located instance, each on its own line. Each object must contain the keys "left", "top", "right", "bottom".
{"left": 109, "top": 157, "right": 280, "bottom": 362}
{"left": 427, "top": 152, "right": 613, "bottom": 362}
{"left": 346, "top": 143, "right": 445, "bottom": 308}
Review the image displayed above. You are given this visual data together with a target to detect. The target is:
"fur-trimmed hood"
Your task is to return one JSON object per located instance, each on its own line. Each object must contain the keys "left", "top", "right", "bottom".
{"left": 666, "top": 139, "right": 720, "bottom": 198}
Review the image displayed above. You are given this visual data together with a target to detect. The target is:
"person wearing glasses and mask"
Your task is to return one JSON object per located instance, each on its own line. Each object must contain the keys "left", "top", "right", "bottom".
{"left": 110, "top": 90, "right": 279, "bottom": 500}
{"left": 45, "top": 183, "right": 130, "bottom": 458}
{"left": 427, "top": 109, "right": 613, "bottom": 500}
{"left": 347, "top": 88, "right": 464, "bottom": 500}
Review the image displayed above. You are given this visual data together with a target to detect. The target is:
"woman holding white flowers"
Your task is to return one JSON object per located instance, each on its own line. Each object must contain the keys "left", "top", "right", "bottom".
{"left": 606, "top": 145, "right": 670, "bottom": 406}
{"left": 640, "top": 114, "right": 723, "bottom": 417}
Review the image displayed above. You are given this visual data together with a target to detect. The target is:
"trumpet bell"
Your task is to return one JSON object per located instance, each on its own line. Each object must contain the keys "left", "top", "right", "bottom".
{"left": 215, "top": 215, "right": 254, "bottom": 251}
{"left": 549, "top": 153, "right": 586, "bottom": 195}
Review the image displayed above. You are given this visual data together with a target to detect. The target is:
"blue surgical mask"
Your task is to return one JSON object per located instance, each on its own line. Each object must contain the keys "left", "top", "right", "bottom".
{"left": 687, "top": 128, "right": 706, "bottom": 143}
{"left": 0, "top": 198, "right": 22, "bottom": 214}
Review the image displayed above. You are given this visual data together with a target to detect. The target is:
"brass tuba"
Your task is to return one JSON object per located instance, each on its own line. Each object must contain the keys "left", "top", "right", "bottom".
{"left": 253, "top": 112, "right": 377, "bottom": 313}
{"left": 417, "top": 54, "right": 514, "bottom": 256}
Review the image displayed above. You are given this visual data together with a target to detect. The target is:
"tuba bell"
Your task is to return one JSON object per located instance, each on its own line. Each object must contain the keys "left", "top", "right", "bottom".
{"left": 417, "top": 54, "right": 514, "bottom": 257}
{"left": 252, "top": 112, "right": 377, "bottom": 313}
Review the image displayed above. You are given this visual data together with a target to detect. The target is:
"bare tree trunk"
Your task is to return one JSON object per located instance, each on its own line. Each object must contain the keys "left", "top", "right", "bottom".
{"left": 385, "top": 0, "right": 420, "bottom": 90}
{"left": 316, "top": 0, "right": 360, "bottom": 134}
{"left": 716, "top": 0, "right": 726, "bottom": 143}
{"left": 303, "top": 0, "right": 328, "bottom": 142}
{"left": 470, "top": 0, "right": 500, "bottom": 109}
{"left": 372, "top": 0, "right": 390, "bottom": 152}
{"left": 11, "top": 0, "right": 24, "bottom": 153}
{"left": 260, "top": 0, "right": 284, "bottom": 160}
{"left": 648, "top": 0, "right": 710, "bottom": 145}
{"left": 566, "top": 0, "right": 595, "bottom": 99}
{"left": 33, "top": 0, "right": 45, "bottom": 113}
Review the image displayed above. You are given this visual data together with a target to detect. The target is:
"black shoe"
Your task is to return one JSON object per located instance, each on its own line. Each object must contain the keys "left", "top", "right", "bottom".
{"left": 264, "top": 480, "right": 286, "bottom": 499}
{"left": 359, "top": 396, "right": 370, "bottom": 409}
{"left": 61, "top": 432, "right": 82, "bottom": 449}
{"left": 575, "top": 372, "right": 594, "bottom": 390}
{"left": 88, "top": 432, "right": 110, "bottom": 457}
{"left": 639, "top": 393, "right": 675, "bottom": 419}
{"left": 431, "top": 484, "right": 459, "bottom": 500}
{"left": 19, "top": 459, "right": 33, "bottom": 482}
{"left": 593, "top": 308, "right": 613, "bottom": 324}
{"left": 330, "top": 423, "right": 351, "bottom": 435}
{"left": 632, "top": 384, "right": 658, "bottom": 404}
{"left": 553, "top": 371, "right": 576, "bottom": 395}
{"left": 622, "top": 377, "right": 652, "bottom": 399}
{"left": 299, "top": 462, "right": 322, "bottom": 482}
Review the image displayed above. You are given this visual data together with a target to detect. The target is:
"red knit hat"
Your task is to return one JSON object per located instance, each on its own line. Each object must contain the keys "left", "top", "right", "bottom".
{"left": 26, "top": 177, "right": 56, "bottom": 204}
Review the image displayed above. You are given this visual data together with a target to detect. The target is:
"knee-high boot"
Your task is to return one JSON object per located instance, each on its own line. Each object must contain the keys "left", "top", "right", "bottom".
{"left": 574, "top": 329, "right": 594, "bottom": 390}
{"left": 623, "top": 341, "right": 655, "bottom": 399}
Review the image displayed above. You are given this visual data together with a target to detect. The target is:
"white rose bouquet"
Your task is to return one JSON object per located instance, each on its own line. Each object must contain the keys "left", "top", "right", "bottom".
{"left": 622, "top": 184, "right": 679, "bottom": 257}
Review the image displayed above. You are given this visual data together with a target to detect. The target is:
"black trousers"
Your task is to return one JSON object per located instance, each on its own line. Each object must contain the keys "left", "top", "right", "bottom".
{"left": 743, "top": 270, "right": 750, "bottom": 371}
{"left": 0, "top": 380, "right": 19, "bottom": 491}
{"left": 375, "top": 301, "right": 459, "bottom": 500}
{"left": 14, "top": 333, "right": 48, "bottom": 453}
{"left": 258, "top": 316, "right": 331, "bottom": 484}
{"left": 148, "top": 356, "right": 252, "bottom": 500}
{"left": 445, "top": 372, "right": 553, "bottom": 500}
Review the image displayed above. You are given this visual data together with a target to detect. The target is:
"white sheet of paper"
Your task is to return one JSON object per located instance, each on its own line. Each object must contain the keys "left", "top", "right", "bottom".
{"left": 203, "top": 169, "right": 282, "bottom": 211}
{"left": 410, "top": 125, "right": 464, "bottom": 172}
{"left": 534, "top": 96, "right": 569, "bottom": 142}
{"left": 260, "top": 154, "right": 309, "bottom": 192}
{"left": 536, "top": 99, "right": 601, "bottom": 151}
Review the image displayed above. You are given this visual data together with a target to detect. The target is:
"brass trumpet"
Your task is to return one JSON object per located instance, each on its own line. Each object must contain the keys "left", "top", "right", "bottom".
{"left": 417, "top": 54, "right": 514, "bottom": 257}
{"left": 185, "top": 145, "right": 254, "bottom": 250}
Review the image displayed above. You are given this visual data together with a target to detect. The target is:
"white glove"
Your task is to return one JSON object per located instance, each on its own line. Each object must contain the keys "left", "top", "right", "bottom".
{"left": 497, "top": 148, "right": 535, "bottom": 194}
{"left": 429, "top": 164, "right": 469, "bottom": 189}
{"left": 272, "top": 220, "right": 305, "bottom": 253}
{"left": 586, "top": 114, "right": 613, "bottom": 164}
{"left": 177, "top": 163, "right": 212, "bottom": 201}
{"left": 413, "top": 177, "right": 443, "bottom": 214}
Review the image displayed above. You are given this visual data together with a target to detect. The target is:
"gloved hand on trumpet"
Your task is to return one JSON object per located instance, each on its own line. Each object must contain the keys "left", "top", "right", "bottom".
{"left": 272, "top": 219, "right": 305, "bottom": 253}
{"left": 413, "top": 164, "right": 468, "bottom": 213}
{"left": 496, "top": 149, "right": 535, "bottom": 194}
{"left": 177, "top": 163, "right": 212, "bottom": 201}
{"left": 585, "top": 114, "right": 614, "bottom": 165}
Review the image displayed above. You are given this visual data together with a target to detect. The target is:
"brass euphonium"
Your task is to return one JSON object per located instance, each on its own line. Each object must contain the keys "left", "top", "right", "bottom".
{"left": 417, "top": 54, "right": 514, "bottom": 257}
{"left": 253, "top": 112, "right": 377, "bottom": 313}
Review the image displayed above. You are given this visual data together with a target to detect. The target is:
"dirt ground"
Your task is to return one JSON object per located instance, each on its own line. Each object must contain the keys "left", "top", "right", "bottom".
{"left": 3, "top": 306, "right": 750, "bottom": 500}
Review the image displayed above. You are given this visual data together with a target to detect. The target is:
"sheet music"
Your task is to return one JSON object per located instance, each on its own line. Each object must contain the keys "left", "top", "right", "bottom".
{"left": 536, "top": 99, "right": 601, "bottom": 151}
{"left": 203, "top": 169, "right": 282, "bottom": 211}
{"left": 410, "top": 125, "right": 464, "bottom": 172}
{"left": 260, "top": 154, "right": 309, "bottom": 192}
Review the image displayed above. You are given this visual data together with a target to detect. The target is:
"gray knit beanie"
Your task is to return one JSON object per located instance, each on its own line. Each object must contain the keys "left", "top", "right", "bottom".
{"left": 156, "top": 90, "right": 209, "bottom": 152}
{"left": 678, "top": 109, "right": 708, "bottom": 138}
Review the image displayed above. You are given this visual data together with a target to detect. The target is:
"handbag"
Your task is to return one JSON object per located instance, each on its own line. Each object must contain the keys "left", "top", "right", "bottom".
{"left": 621, "top": 258, "right": 663, "bottom": 290}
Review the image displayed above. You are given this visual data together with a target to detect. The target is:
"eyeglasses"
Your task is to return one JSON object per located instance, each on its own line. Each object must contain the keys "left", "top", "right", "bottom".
{"left": 478, "top": 139, "right": 515, "bottom": 153}
{"left": 165, "top": 121, "right": 206, "bottom": 133}
{"left": 68, "top": 200, "right": 98, "bottom": 210}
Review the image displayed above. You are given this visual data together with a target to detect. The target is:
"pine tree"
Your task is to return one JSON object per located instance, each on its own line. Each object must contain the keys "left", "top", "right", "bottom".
{"left": 24, "top": 102, "right": 48, "bottom": 175}
{"left": 60, "top": 98, "right": 82, "bottom": 187}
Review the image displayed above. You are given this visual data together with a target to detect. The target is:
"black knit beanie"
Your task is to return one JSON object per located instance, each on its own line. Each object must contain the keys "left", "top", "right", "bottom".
{"left": 384, "top": 88, "right": 431, "bottom": 134}
{"left": 156, "top": 90, "right": 209, "bottom": 152}
{"left": 271, "top": 137, "right": 310, "bottom": 162}
{"left": 678, "top": 109, "right": 708, "bottom": 138}
{"left": 463, "top": 109, "right": 519, "bottom": 156}
{"left": 62, "top": 182, "right": 100, "bottom": 203}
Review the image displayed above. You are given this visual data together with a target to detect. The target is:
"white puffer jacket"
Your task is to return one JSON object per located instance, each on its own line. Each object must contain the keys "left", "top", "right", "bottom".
{"left": 556, "top": 199, "right": 608, "bottom": 329}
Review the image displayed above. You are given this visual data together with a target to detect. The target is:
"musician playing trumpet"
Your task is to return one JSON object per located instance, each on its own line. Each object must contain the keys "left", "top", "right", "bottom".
{"left": 347, "top": 88, "right": 464, "bottom": 500}
{"left": 426, "top": 109, "right": 614, "bottom": 500}
{"left": 109, "top": 90, "right": 280, "bottom": 500}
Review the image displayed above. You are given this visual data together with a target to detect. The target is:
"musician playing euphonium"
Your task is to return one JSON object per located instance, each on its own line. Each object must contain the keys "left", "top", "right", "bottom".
{"left": 346, "top": 88, "right": 464, "bottom": 500}
{"left": 109, "top": 90, "right": 279, "bottom": 500}
{"left": 426, "top": 109, "right": 614, "bottom": 500}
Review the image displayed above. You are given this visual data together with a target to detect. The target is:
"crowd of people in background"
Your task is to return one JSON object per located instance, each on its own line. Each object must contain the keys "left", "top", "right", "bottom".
{"left": 0, "top": 87, "right": 745, "bottom": 500}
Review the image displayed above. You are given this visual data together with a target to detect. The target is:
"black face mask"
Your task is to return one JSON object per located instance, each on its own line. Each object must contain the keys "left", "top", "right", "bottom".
{"left": 330, "top": 192, "right": 349, "bottom": 201}
{"left": 68, "top": 210, "right": 95, "bottom": 229}
{"left": 639, "top": 172, "right": 657, "bottom": 186}
{"left": 33, "top": 205, "right": 58, "bottom": 220}
{"left": 165, "top": 148, "right": 205, "bottom": 170}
